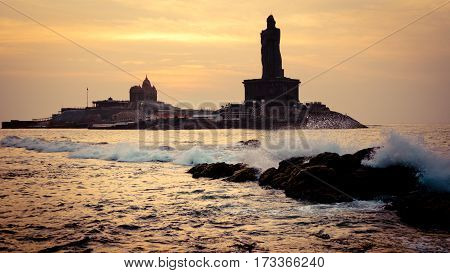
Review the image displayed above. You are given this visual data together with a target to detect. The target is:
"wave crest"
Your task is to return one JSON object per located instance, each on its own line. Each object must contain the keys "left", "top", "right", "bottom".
{"left": 1, "top": 132, "right": 449, "bottom": 191}
{"left": 363, "top": 132, "right": 450, "bottom": 192}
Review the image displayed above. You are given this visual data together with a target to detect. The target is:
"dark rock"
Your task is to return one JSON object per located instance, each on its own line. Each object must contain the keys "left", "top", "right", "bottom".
{"left": 328, "top": 154, "right": 360, "bottom": 172}
{"left": 353, "top": 147, "right": 378, "bottom": 162}
{"left": 313, "top": 230, "right": 331, "bottom": 240}
{"left": 308, "top": 152, "right": 340, "bottom": 166}
{"left": 307, "top": 148, "right": 377, "bottom": 171}
{"left": 238, "top": 139, "right": 261, "bottom": 147}
{"left": 189, "top": 148, "right": 424, "bottom": 212}
{"left": 266, "top": 148, "right": 420, "bottom": 203}
{"left": 376, "top": 165, "right": 419, "bottom": 195}
{"left": 347, "top": 165, "right": 419, "bottom": 199}
{"left": 188, "top": 162, "right": 245, "bottom": 179}
{"left": 392, "top": 191, "right": 450, "bottom": 230}
{"left": 268, "top": 173, "right": 291, "bottom": 189}
{"left": 226, "top": 167, "right": 260, "bottom": 182}
{"left": 187, "top": 163, "right": 207, "bottom": 175}
{"left": 278, "top": 156, "right": 307, "bottom": 172}
{"left": 258, "top": 167, "right": 278, "bottom": 186}
{"left": 284, "top": 165, "right": 353, "bottom": 203}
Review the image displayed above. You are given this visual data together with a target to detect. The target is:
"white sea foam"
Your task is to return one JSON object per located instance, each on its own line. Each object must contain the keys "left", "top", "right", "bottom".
{"left": 261, "top": 137, "right": 360, "bottom": 161}
{"left": 173, "top": 146, "right": 217, "bottom": 165}
{"left": 295, "top": 200, "right": 386, "bottom": 215}
{"left": 1, "top": 132, "right": 449, "bottom": 191}
{"left": 0, "top": 135, "right": 87, "bottom": 152}
{"left": 69, "top": 143, "right": 173, "bottom": 162}
{"left": 363, "top": 131, "right": 450, "bottom": 192}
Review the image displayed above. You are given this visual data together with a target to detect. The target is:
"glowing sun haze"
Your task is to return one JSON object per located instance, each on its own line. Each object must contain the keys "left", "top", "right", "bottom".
{"left": 0, "top": 0, "right": 449, "bottom": 124}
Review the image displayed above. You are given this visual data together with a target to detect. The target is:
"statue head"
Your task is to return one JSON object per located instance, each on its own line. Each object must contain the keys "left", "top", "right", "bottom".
{"left": 266, "top": 15, "right": 276, "bottom": 29}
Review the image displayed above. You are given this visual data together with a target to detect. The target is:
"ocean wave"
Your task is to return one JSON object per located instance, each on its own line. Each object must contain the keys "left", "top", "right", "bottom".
{"left": 1, "top": 133, "right": 449, "bottom": 191}
{"left": 69, "top": 143, "right": 173, "bottom": 162}
{"left": 363, "top": 131, "right": 450, "bottom": 192}
{"left": 0, "top": 135, "right": 87, "bottom": 152}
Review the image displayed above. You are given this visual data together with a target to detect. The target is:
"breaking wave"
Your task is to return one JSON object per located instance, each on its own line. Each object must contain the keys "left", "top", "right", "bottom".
{"left": 1, "top": 132, "right": 449, "bottom": 191}
{"left": 363, "top": 132, "right": 450, "bottom": 192}
{"left": 0, "top": 136, "right": 87, "bottom": 152}
{"left": 0, "top": 135, "right": 357, "bottom": 169}
{"left": 70, "top": 143, "right": 173, "bottom": 163}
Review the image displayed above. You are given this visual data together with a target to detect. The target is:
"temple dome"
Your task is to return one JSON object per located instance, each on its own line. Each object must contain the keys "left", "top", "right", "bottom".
{"left": 130, "top": 75, "right": 157, "bottom": 102}
{"left": 142, "top": 75, "right": 151, "bottom": 88}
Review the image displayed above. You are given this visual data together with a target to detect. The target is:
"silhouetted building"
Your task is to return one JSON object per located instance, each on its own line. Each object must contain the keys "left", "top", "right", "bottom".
{"left": 306, "top": 102, "right": 330, "bottom": 113}
{"left": 46, "top": 75, "right": 168, "bottom": 127}
{"left": 2, "top": 19, "right": 367, "bottom": 130}
{"left": 243, "top": 15, "right": 300, "bottom": 105}
{"left": 130, "top": 75, "right": 157, "bottom": 103}
{"left": 92, "top": 97, "right": 129, "bottom": 108}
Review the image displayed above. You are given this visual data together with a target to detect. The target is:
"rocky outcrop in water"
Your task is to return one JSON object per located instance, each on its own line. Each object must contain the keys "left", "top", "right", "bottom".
{"left": 188, "top": 162, "right": 260, "bottom": 182}
{"left": 187, "top": 147, "right": 449, "bottom": 230}
{"left": 305, "top": 111, "right": 367, "bottom": 129}
{"left": 258, "top": 147, "right": 422, "bottom": 203}
{"left": 390, "top": 191, "right": 450, "bottom": 229}
{"left": 225, "top": 167, "right": 261, "bottom": 182}
{"left": 188, "top": 162, "right": 245, "bottom": 179}
{"left": 259, "top": 149, "right": 449, "bottom": 229}
{"left": 237, "top": 139, "right": 261, "bottom": 147}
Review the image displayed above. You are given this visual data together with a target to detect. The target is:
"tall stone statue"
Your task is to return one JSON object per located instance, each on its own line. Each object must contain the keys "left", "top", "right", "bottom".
{"left": 244, "top": 15, "right": 299, "bottom": 104}
{"left": 261, "top": 15, "right": 284, "bottom": 79}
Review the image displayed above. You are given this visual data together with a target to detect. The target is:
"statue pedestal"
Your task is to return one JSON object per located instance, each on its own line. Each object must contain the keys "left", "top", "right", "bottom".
{"left": 243, "top": 77, "right": 300, "bottom": 106}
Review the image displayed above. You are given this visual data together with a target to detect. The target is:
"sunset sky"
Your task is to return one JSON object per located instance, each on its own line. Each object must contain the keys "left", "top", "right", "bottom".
{"left": 0, "top": 0, "right": 449, "bottom": 124}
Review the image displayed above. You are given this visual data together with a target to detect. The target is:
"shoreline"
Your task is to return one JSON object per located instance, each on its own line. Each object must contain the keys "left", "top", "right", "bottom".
{"left": 0, "top": 128, "right": 449, "bottom": 252}
{"left": 187, "top": 146, "right": 450, "bottom": 231}
{"left": 2, "top": 111, "right": 367, "bottom": 130}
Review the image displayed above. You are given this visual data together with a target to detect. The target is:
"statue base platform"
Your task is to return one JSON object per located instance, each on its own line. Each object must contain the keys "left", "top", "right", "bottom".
{"left": 243, "top": 77, "right": 300, "bottom": 106}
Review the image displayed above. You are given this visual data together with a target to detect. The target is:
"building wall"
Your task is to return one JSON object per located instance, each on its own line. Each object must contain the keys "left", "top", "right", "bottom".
{"left": 243, "top": 78, "right": 300, "bottom": 104}
{"left": 129, "top": 85, "right": 157, "bottom": 102}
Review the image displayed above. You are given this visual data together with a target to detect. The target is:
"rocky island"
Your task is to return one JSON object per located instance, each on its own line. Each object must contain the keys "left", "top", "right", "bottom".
{"left": 2, "top": 15, "right": 366, "bottom": 130}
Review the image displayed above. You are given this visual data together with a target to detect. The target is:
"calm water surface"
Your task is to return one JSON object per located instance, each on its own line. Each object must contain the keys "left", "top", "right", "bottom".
{"left": 0, "top": 125, "right": 449, "bottom": 252}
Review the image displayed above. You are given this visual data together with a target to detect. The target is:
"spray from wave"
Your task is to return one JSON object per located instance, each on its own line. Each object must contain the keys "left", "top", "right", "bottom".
{"left": 363, "top": 132, "right": 450, "bottom": 192}
{"left": 0, "top": 135, "right": 87, "bottom": 152}
{"left": 70, "top": 143, "right": 173, "bottom": 163}
{"left": 1, "top": 132, "right": 449, "bottom": 191}
{"left": 0, "top": 135, "right": 235, "bottom": 165}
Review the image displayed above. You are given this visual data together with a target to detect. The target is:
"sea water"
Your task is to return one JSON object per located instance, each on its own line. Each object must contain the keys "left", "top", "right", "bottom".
{"left": 0, "top": 125, "right": 449, "bottom": 252}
